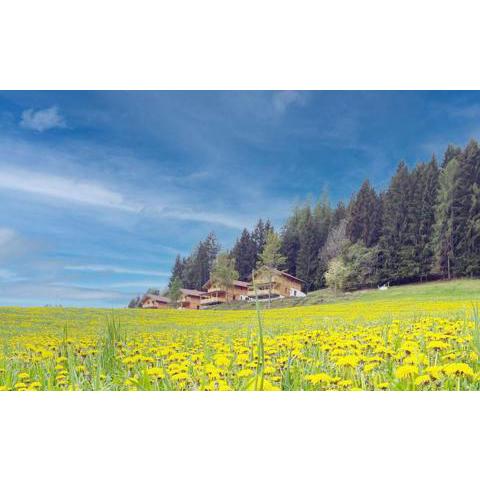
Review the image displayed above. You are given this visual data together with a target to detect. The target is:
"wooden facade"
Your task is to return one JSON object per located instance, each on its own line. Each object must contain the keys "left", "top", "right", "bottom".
{"left": 139, "top": 294, "right": 171, "bottom": 309}
{"left": 179, "top": 288, "right": 205, "bottom": 309}
{"left": 247, "top": 266, "right": 304, "bottom": 300}
{"left": 200, "top": 279, "right": 249, "bottom": 306}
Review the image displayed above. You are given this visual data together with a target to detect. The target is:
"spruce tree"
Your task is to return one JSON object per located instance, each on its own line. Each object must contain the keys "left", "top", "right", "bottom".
{"left": 379, "top": 162, "right": 414, "bottom": 283}
{"left": 280, "top": 206, "right": 305, "bottom": 276}
{"left": 169, "top": 255, "right": 185, "bottom": 288}
{"left": 231, "top": 229, "right": 256, "bottom": 280}
{"left": 346, "top": 180, "right": 382, "bottom": 247}
{"left": 454, "top": 140, "right": 480, "bottom": 276}
{"left": 433, "top": 157, "right": 460, "bottom": 279}
{"left": 296, "top": 207, "right": 321, "bottom": 292}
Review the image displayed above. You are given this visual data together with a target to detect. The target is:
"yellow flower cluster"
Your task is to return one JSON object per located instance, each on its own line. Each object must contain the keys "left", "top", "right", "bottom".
{"left": 0, "top": 298, "right": 480, "bottom": 391}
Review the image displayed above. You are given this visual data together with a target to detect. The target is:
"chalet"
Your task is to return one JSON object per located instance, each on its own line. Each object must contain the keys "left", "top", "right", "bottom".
{"left": 179, "top": 288, "right": 205, "bottom": 309}
{"left": 139, "top": 294, "right": 171, "bottom": 309}
{"left": 200, "top": 279, "right": 249, "bottom": 307}
{"left": 247, "top": 266, "right": 305, "bottom": 301}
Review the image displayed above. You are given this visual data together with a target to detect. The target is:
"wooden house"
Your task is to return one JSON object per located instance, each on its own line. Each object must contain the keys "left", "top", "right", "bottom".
{"left": 247, "top": 266, "right": 305, "bottom": 300}
{"left": 179, "top": 288, "right": 205, "bottom": 309}
{"left": 139, "top": 294, "right": 171, "bottom": 309}
{"left": 200, "top": 279, "right": 249, "bottom": 307}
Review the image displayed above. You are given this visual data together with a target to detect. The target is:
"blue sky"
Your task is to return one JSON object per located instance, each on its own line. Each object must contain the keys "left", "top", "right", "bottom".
{"left": 1, "top": 91, "right": 480, "bottom": 307}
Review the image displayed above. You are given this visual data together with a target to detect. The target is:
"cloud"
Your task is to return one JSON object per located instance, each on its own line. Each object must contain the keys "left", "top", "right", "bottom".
{"left": 0, "top": 268, "right": 15, "bottom": 280}
{"left": 0, "top": 227, "right": 33, "bottom": 260}
{"left": 272, "top": 91, "right": 306, "bottom": 114}
{"left": 20, "top": 106, "right": 66, "bottom": 132}
{"left": 64, "top": 264, "right": 169, "bottom": 276}
{"left": 0, "top": 167, "right": 140, "bottom": 212}
{"left": 0, "top": 281, "right": 125, "bottom": 304}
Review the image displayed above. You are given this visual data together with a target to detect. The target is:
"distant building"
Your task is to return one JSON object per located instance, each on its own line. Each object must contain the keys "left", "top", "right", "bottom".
{"left": 247, "top": 266, "right": 305, "bottom": 301}
{"left": 200, "top": 279, "right": 249, "bottom": 307}
{"left": 138, "top": 294, "right": 171, "bottom": 309}
{"left": 179, "top": 288, "right": 205, "bottom": 309}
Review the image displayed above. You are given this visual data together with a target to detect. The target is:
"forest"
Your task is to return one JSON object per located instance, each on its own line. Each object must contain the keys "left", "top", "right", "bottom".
{"left": 161, "top": 139, "right": 480, "bottom": 296}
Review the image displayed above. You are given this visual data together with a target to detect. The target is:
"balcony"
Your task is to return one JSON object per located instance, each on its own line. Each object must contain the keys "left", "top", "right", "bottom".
{"left": 200, "top": 293, "right": 227, "bottom": 305}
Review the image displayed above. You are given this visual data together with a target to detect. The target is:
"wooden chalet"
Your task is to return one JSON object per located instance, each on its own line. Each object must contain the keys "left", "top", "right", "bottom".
{"left": 248, "top": 266, "right": 305, "bottom": 300}
{"left": 200, "top": 279, "right": 249, "bottom": 307}
{"left": 139, "top": 294, "right": 171, "bottom": 309}
{"left": 179, "top": 288, "right": 205, "bottom": 309}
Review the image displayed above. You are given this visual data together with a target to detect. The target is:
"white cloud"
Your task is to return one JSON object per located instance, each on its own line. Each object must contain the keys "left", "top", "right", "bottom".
{"left": 20, "top": 106, "right": 66, "bottom": 132}
{"left": 272, "top": 91, "right": 306, "bottom": 114}
{"left": 0, "top": 227, "right": 33, "bottom": 260}
{"left": 64, "top": 264, "right": 169, "bottom": 276}
{"left": 0, "top": 227, "right": 16, "bottom": 249}
{"left": 0, "top": 282, "right": 125, "bottom": 303}
{"left": 0, "top": 268, "right": 15, "bottom": 280}
{"left": 0, "top": 167, "right": 140, "bottom": 212}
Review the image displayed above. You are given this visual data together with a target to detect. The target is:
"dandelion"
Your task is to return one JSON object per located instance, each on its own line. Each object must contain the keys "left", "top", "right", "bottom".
{"left": 394, "top": 365, "right": 418, "bottom": 380}
{"left": 443, "top": 363, "right": 474, "bottom": 378}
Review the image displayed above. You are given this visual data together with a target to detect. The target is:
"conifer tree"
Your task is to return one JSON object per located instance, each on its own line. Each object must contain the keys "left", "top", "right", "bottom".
{"left": 379, "top": 161, "right": 413, "bottom": 283}
{"left": 433, "top": 157, "right": 460, "bottom": 279}
{"left": 296, "top": 207, "right": 321, "bottom": 291}
{"left": 231, "top": 229, "right": 257, "bottom": 280}
{"left": 169, "top": 255, "right": 185, "bottom": 288}
{"left": 453, "top": 140, "right": 480, "bottom": 276}
{"left": 346, "top": 180, "right": 382, "bottom": 247}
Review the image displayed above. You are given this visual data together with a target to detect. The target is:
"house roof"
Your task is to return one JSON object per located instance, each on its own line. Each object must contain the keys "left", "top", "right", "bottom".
{"left": 141, "top": 294, "right": 171, "bottom": 304}
{"left": 202, "top": 279, "right": 249, "bottom": 289}
{"left": 253, "top": 266, "right": 304, "bottom": 283}
{"left": 180, "top": 288, "right": 206, "bottom": 297}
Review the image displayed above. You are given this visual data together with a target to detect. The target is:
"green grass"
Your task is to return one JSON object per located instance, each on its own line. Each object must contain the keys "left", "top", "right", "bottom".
{"left": 209, "top": 278, "right": 480, "bottom": 310}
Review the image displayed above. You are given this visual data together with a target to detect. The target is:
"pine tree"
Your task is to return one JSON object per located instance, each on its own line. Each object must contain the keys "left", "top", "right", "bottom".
{"left": 346, "top": 180, "right": 382, "bottom": 247}
{"left": 442, "top": 144, "right": 462, "bottom": 168}
{"left": 433, "top": 157, "right": 460, "bottom": 279}
{"left": 280, "top": 206, "right": 305, "bottom": 276}
{"left": 332, "top": 201, "right": 347, "bottom": 227}
{"left": 231, "top": 229, "right": 256, "bottom": 280}
{"left": 312, "top": 195, "right": 332, "bottom": 288}
{"left": 411, "top": 157, "right": 439, "bottom": 280}
{"left": 169, "top": 255, "right": 185, "bottom": 288}
{"left": 252, "top": 219, "right": 273, "bottom": 263}
{"left": 454, "top": 140, "right": 480, "bottom": 276}
{"left": 296, "top": 208, "right": 321, "bottom": 292}
{"left": 379, "top": 161, "right": 414, "bottom": 283}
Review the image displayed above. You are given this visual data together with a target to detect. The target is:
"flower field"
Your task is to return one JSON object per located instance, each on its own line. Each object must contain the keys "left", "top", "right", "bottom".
{"left": 1, "top": 294, "right": 480, "bottom": 391}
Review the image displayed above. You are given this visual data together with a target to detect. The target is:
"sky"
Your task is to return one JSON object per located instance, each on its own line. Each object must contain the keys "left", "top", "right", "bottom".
{"left": 1, "top": 90, "right": 480, "bottom": 307}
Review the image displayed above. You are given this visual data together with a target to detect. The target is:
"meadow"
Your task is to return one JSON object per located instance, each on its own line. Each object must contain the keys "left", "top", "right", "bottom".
{"left": 1, "top": 279, "right": 480, "bottom": 391}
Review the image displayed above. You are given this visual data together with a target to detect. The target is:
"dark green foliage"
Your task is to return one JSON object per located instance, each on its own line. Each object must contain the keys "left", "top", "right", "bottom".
{"left": 173, "top": 232, "right": 220, "bottom": 290}
{"left": 452, "top": 140, "right": 480, "bottom": 276}
{"left": 169, "top": 255, "right": 185, "bottom": 288}
{"left": 346, "top": 180, "right": 382, "bottom": 247}
{"left": 251, "top": 219, "right": 273, "bottom": 262}
{"left": 379, "top": 161, "right": 415, "bottom": 282}
{"left": 231, "top": 229, "right": 257, "bottom": 280}
{"left": 433, "top": 158, "right": 460, "bottom": 279}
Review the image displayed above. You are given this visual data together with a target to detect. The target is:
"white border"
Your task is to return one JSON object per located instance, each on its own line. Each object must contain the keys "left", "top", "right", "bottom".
{"left": 1, "top": 392, "right": 478, "bottom": 479}
{"left": 1, "top": 0, "right": 480, "bottom": 89}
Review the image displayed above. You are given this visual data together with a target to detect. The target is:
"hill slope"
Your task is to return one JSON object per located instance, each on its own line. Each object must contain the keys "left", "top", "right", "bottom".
{"left": 209, "top": 279, "right": 480, "bottom": 310}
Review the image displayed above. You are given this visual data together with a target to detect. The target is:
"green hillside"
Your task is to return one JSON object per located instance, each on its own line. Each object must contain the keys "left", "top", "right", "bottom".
{"left": 210, "top": 279, "right": 480, "bottom": 310}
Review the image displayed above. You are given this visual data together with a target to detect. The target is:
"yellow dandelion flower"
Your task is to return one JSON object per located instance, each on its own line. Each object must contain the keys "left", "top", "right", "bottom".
{"left": 443, "top": 363, "right": 474, "bottom": 378}
{"left": 394, "top": 365, "right": 418, "bottom": 380}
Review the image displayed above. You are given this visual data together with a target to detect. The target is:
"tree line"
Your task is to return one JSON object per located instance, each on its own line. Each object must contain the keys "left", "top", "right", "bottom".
{"left": 137, "top": 139, "right": 480, "bottom": 304}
